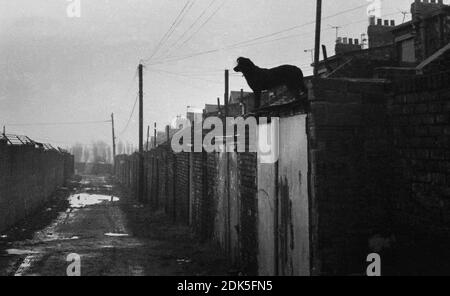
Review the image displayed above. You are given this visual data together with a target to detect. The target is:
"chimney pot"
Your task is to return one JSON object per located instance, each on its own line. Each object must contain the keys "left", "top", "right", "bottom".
{"left": 384, "top": 20, "right": 389, "bottom": 26}
{"left": 343, "top": 37, "right": 348, "bottom": 44}
{"left": 377, "top": 18, "right": 383, "bottom": 26}
{"left": 354, "top": 39, "right": 359, "bottom": 45}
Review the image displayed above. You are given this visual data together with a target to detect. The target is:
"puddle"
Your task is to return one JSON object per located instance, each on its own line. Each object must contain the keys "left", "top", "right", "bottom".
{"left": 177, "top": 258, "right": 192, "bottom": 264}
{"left": 14, "top": 254, "right": 43, "bottom": 276}
{"left": 101, "top": 245, "right": 115, "bottom": 249}
{"left": 5, "top": 249, "right": 40, "bottom": 255}
{"left": 104, "top": 233, "right": 129, "bottom": 237}
{"left": 69, "top": 193, "right": 119, "bottom": 208}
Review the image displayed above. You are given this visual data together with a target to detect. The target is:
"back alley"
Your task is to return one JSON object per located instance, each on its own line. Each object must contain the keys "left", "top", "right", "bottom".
{"left": 0, "top": 175, "right": 228, "bottom": 276}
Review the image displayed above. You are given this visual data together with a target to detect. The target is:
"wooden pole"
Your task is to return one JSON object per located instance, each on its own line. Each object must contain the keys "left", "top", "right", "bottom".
{"left": 217, "top": 97, "right": 221, "bottom": 115}
{"left": 166, "top": 125, "right": 170, "bottom": 143}
{"left": 138, "top": 64, "right": 144, "bottom": 202}
{"left": 146, "top": 125, "right": 150, "bottom": 151}
{"left": 154, "top": 122, "right": 157, "bottom": 148}
{"left": 224, "top": 69, "right": 229, "bottom": 115}
{"left": 111, "top": 113, "right": 116, "bottom": 169}
{"left": 314, "top": 0, "right": 322, "bottom": 77}
{"left": 224, "top": 69, "right": 231, "bottom": 257}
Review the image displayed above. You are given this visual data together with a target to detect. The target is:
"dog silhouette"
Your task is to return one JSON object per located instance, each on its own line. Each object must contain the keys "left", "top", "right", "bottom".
{"left": 233, "top": 57, "right": 307, "bottom": 108}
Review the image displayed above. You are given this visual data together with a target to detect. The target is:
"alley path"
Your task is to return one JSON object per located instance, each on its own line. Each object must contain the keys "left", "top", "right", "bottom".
{"left": 0, "top": 175, "right": 228, "bottom": 276}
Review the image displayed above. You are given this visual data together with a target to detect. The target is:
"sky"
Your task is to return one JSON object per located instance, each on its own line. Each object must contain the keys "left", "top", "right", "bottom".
{"left": 0, "top": 0, "right": 437, "bottom": 149}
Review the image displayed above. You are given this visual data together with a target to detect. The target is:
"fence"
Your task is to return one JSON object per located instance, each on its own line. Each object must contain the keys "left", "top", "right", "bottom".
{"left": 115, "top": 69, "right": 450, "bottom": 275}
{"left": 115, "top": 94, "right": 310, "bottom": 275}
{"left": 0, "top": 135, "right": 74, "bottom": 232}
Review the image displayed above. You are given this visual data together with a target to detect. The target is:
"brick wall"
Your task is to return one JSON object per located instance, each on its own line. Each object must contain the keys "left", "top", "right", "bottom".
{"left": 309, "top": 71, "right": 450, "bottom": 275}
{"left": 175, "top": 152, "right": 190, "bottom": 224}
{"left": 0, "top": 142, "right": 74, "bottom": 232}
{"left": 308, "top": 78, "right": 395, "bottom": 275}
{"left": 205, "top": 152, "right": 219, "bottom": 241}
{"left": 191, "top": 152, "right": 207, "bottom": 238}
{"left": 238, "top": 152, "right": 258, "bottom": 275}
{"left": 114, "top": 125, "right": 260, "bottom": 274}
{"left": 388, "top": 71, "right": 450, "bottom": 274}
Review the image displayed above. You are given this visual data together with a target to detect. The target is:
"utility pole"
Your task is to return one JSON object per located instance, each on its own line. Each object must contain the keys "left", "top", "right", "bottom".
{"left": 111, "top": 113, "right": 116, "bottom": 169}
{"left": 166, "top": 125, "right": 170, "bottom": 143}
{"left": 138, "top": 63, "right": 144, "bottom": 202}
{"left": 217, "top": 98, "right": 221, "bottom": 115}
{"left": 154, "top": 122, "right": 157, "bottom": 148}
{"left": 240, "top": 88, "right": 245, "bottom": 115}
{"left": 146, "top": 125, "right": 150, "bottom": 151}
{"left": 224, "top": 69, "right": 229, "bottom": 115}
{"left": 224, "top": 69, "right": 231, "bottom": 258}
{"left": 314, "top": 0, "right": 322, "bottom": 77}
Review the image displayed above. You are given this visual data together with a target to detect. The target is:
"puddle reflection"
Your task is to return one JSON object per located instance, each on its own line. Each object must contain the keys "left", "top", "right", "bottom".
{"left": 69, "top": 193, "right": 119, "bottom": 208}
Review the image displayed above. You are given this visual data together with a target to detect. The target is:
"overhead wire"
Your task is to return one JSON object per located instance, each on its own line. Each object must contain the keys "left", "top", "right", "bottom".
{"left": 144, "top": 0, "right": 194, "bottom": 63}
{"left": 145, "top": 3, "right": 376, "bottom": 66}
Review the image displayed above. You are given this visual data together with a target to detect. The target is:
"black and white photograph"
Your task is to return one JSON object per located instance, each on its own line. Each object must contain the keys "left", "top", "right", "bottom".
{"left": 0, "top": 0, "right": 450, "bottom": 281}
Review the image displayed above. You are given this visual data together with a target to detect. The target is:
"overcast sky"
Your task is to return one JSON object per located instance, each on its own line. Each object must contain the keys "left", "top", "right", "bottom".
{"left": 0, "top": 0, "right": 434, "bottom": 148}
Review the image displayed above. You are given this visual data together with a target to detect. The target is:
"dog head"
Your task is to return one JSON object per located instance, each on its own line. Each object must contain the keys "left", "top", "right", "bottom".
{"left": 234, "top": 57, "right": 255, "bottom": 73}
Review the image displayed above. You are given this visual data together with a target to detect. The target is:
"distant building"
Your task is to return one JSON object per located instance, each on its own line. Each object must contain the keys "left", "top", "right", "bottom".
{"left": 316, "top": 0, "right": 450, "bottom": 79}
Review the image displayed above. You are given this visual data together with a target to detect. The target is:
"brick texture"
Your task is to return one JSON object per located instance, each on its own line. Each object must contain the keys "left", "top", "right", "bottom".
{"left": 0, "top": 142, "right": 74, "bottom": 232}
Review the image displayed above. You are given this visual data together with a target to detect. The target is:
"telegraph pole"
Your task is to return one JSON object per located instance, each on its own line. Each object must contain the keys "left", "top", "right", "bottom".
{"left": 224, "top": 69, "right": 231, "bottom": 257}
{"left": 154, "top": 122, "right": 157, "bottom": 148}
{"left": 314, "top": 0, "right": 322, "bottom": 77}
{"left": 224, "top": 70, "right": 229, "bottom": 115}
{"left": 146, "top": 125, "right": 150, "bottom": 151}
{"left": 111, "top": 113, "right": 116, "bottom": 170}
{"left": 138, "top": 64, "right": 144, "bottom": 202}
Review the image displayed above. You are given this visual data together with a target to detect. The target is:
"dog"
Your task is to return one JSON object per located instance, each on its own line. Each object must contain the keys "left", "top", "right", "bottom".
{"left": 233, "top": 57, "right": 307, "bottom": 108}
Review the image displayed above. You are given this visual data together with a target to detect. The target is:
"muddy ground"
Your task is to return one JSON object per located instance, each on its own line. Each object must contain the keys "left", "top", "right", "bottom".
{"left": 0, "top": 175, "right": 229, "bottom": 276}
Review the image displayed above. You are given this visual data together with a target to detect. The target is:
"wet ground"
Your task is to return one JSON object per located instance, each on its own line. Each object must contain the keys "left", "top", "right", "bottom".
{"left": 0, "top": 175, "right": 229, "bottom": 276}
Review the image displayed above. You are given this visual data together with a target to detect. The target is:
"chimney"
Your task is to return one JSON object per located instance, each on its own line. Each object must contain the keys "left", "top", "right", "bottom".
{"left": 368, "top": 18, "right": 394, "bottom": 48}
{"left": 335, "top": 36, "right": 363, "bottom": 55}
{"left": 412, "top": 0, "right": 446, "bottom": 21}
